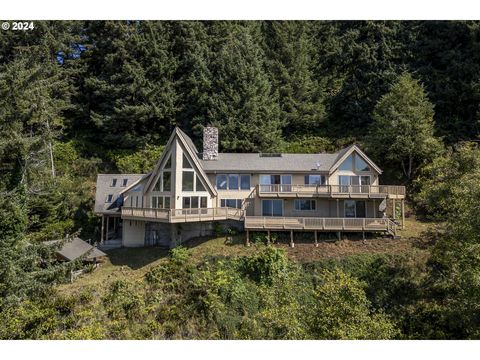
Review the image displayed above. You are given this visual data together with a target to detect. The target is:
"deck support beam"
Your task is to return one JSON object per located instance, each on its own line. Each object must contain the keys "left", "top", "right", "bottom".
{"left": 373, "top": 199, "right": 376, "bottom": 218}
{"left": 336, "top": 199, "right": 339, "bottom": 217}
{"left": 267, "top": 230, "right": 271, "bottom": 245}
{"left": 246, "top": 229, "right": 250, "bottom": 247}
{"left": 401, "top": 200, "right": 405, "bottom": 230}
{"left": 314, "top": 231, "right": 318, "bottom": 247}
{"left": 290, "top": 230, "right": 294, "bottom": 248}
{"left": 337, "top": 231, "right": 341, "bottom": 241}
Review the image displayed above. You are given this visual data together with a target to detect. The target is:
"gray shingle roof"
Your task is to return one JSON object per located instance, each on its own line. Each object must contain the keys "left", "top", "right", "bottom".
{"left": 46, "top": 237, "right": 106, "bottom": 261}
{"left": 94, "top": 174, "right": 144, "bottom": 214}
{"left": 200, "top": 153, "right": 340, "bottom": 172}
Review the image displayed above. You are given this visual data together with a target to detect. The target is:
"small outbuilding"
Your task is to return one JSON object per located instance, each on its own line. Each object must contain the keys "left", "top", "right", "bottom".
{"left": 46, "top": 237, "right": 107, "bottom": 263}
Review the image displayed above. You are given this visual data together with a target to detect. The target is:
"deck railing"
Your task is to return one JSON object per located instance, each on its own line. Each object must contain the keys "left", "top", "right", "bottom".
{"left": 244, "top": 216, "right": 395, "bottom": 234}
{"left": 121, "top": 207, "right": 244, "bottom": 222}
{"left": 257, "top": 184, "right": 405, "bottom": 197}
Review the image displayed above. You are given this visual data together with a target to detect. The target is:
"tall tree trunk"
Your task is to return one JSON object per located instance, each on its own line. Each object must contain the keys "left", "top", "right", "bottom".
{"left": 45, "top": 118, "right": 55, "bottom": 178}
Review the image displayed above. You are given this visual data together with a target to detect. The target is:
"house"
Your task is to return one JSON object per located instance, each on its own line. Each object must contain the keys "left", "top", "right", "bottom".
{"left": 94, "top": 127, "right": 406, "bottom": 248}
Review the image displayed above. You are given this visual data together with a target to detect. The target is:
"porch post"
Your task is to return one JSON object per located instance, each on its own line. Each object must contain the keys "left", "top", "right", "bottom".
{"left": 314, "top": 231, "right": 318, "bottom": 247}
{"left": 290, "top": 230, "right": 294, "bottom": 248}
{"left": 336, "top": 199, "right": 339, "bottom": 217}
{"left": 100, "top": 215, "right": 104, "bottom": 244}
{"left": 401, "top": 200, "right": 405, "bottom": 230}
{"left": 373, "top": 199, "right": 376, "bottom": 218}
{"left": 392, "top": 199, "right": 396, "bottom": 220}
{"left": 106, "top": 215, "right": 109, "bottom": 241}
{"left": 246, "top": 229, "right": 250, "bottom": 247}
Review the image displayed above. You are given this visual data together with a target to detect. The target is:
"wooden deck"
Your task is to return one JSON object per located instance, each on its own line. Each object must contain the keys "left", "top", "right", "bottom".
{"left": 257, "top": 184, "right": 405, "bottom": 199}
{"left": 121, "top": 207, "right": 244, "bottom": 223}
{"left": 244, "top": 216, "right": 397, "bottom": 236}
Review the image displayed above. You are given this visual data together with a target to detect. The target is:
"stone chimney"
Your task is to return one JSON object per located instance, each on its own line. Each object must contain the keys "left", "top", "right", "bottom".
{"left": 202, "top": 126, "right": 219, "bottom": 160}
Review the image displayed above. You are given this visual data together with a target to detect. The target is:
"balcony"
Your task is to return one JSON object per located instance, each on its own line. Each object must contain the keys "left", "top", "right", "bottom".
{"left": 244, "top": 216, "right": 397, "bottom": 235}
{"left": 257, "top": 184, "right": 405, "bottom": 199}
{"left": 121, "top": 207, "right": 244, "bottom": 223}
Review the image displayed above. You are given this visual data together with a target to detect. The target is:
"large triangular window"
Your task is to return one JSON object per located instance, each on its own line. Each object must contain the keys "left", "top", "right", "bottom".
{"left": 339, "top": 154, "right": 354, "bottom": 171}
{"left": 164, "top": 155, "right": 172, "bottom": 169}
{"left": 183, "top": 153, "right": 193, "bottom": 169}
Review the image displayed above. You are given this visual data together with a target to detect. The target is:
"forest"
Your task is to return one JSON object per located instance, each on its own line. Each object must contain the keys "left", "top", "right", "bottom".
{"left": 1, "top": 20, "right": 480, "bottom": 339}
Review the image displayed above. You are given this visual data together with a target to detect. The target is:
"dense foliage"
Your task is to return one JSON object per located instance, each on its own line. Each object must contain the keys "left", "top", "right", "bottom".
{"left": 1, "top": 20, "right": 480, "bottom": 339}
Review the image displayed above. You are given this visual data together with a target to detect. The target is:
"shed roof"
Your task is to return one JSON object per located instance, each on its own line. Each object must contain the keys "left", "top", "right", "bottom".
{"left": 46, "top": 237, "right": 106, "bottom": 261}
{"left": 94, "top": 174, "right": 144, "bottom": 214}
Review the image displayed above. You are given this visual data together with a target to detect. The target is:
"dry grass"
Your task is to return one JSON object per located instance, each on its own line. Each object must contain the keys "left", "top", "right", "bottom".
{"left": 59, "top": 215, "right": 436, "bottom": 295}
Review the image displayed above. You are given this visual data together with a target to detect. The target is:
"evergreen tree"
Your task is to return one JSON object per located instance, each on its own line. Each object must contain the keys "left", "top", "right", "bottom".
{"left": 366, "top": 72, "right": 443, "bottom": 182}
{"left": 206, "top": 22, "right": 282, "bottom": 152}
{"left": 261, "top": 21, "right": 326, "bottom": 136}
{"left": 312, "top": 21, "right": 403, "bottom": 138}
{"left": 82, "top": 21, "right": 178, "bottom": 150}
{"left": 170, "top": 21, "right": 213, "bottom": 142}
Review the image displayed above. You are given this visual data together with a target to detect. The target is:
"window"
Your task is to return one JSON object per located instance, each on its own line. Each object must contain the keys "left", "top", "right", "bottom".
{"left": 262, "top": 200, "right": 283, "bottom": 216}
{"left": 163, "top": 171, "right": 171, "bottom": 192}
{"left": 220, "top": 199, "right": 242, "bottom": 209}
{"left": 294, "top": 199, "right": 316, "bottom": 211}
{"left": 122, "top": 179, "right": 128, "bottom": 187}
{"left": 217, "top": 174, "right": 249, "bottom": 190}
{"left": 240, "top": 175, "right": 251, "bottom": 190}
{"left": 106, "top": 194, "right": 113, "bottom": 203}
{"left": 151, "top": 196, "right": 164, "bottom": 209}
{"left": 153, "top": 178, "right": 161, "bottom": 192}
{"left": 182, "top": 171, "right": 194, "bottom": 191}
{"left": 164, "top": 156, "right": 172, "bottom": 169}
{"left": 338, "top": 175, "right": 370, "bottom": 192}
{"left": 355, "top": 156, "right": 370, "bottom": 171}
{"left": 228, "top": 174, "right": 239, "bottom": 190}
{"left": 111, "top": 178, "right": 117, "bottom": 187}
{"left": 191, "top": 196, "right": 199, "bottom": 208}
{"left": 216, "top": 174, "right": 228, "bottom": 190}
{"left": 183, "top": 196, "right": 207, "bottom": 209}
{"left": 196, "top": 175, "right": 206, "bottom": 192}
{"left": 339, "top": 154, "right": 354, "bottom": 171}
{"left": 183, "top": 153, "right": 192, "bottom": 169}
{"left": 304, "top": 175, "right": 326, "bottom": 185}
{"left": 260, "top": 174, "right": 292, "bottom": 191}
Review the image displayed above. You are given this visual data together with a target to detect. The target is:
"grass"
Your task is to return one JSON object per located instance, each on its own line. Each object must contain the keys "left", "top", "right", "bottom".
{"left": 59, "top": 215, "right": 436, "bottom": 295}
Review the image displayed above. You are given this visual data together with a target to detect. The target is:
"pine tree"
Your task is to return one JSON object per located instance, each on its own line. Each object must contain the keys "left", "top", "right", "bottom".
{"left": 261, "top": 21, "right": 326, "bottom": 136}
{"left": 206, "top": 22, "right": 282, "bottom": 152}
{"left": 170, "top": 21, "right": 213, "bottom": 142}
{"left": 82, "top": 21, "right": 178, "bottom": 150}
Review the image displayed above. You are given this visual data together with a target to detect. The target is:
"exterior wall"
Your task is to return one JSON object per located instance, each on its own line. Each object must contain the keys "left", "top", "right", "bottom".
{"left": 122, "top": 219, "right": 146, "bottom": 247}
{"left": 252, "top": 198, "right": 380, "bottom": 218}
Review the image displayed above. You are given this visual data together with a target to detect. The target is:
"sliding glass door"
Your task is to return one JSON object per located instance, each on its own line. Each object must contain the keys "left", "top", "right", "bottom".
{"left": 338, "top": 175, "right": 371, "bottom": 193}
{"left": 262, "top": 200, "right": 283, "bottom": 216}
{"left": 344, "top": 200, "right": 366, "bottom": 218}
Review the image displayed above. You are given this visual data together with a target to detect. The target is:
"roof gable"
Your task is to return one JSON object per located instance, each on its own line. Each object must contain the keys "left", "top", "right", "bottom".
{"left": 144, "top": 127, "right": 216, "bottom": 195}
{"left": 329, "top": 145, "right": 382, "bottom": 174}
